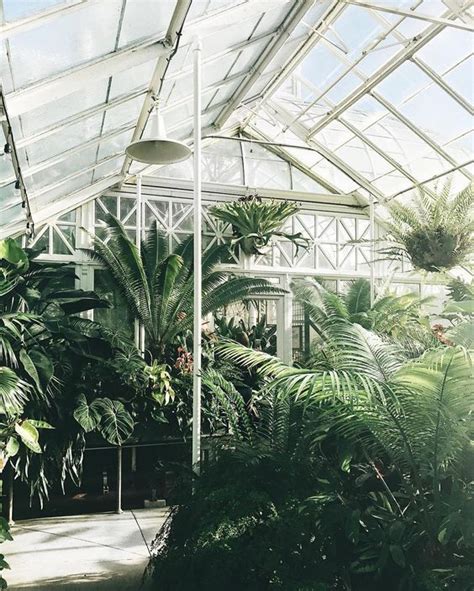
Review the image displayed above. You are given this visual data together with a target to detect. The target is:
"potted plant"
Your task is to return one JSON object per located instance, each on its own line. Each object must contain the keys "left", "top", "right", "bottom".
{"left": 381, "top": 181, "right": 473, "bottom": 273}
{"left": 209, "top": 193, "right": 309, "bottom": 257}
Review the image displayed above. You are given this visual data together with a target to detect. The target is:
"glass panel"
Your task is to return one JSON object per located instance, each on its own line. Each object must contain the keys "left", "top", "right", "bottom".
{"left": 443, "top": 57, "right": 474, "bottom": 103}
{"left": 202, "top": 140, "right": 243, "bottom": 185}
{"left": 291, "top": 168, "right": 330, "bottom": 193}
{"left": 9, "top": 1, "right": 122, "bottom": 86}
{"left": 415, "top": 28, "right": 473, "bottom": 74}
{"left": 334, "top": 137, "right": 393, "bottom": 180}
{"left": 18, "top": 80, "right": 109, "bottom": 136}
{"left": 118, "top": 0, "right": 177, "bottom": 48}
{"left": 3, "top": 0, "right": 64, "bottom": 21}
{"left": 24, "top": 113, "right": 104, "bottom": 164}
{"left": 243, "top": 142, "right": 291, "bottom": 190}
{"left": 399, "top": 84, "right": 470, "bottom": 144}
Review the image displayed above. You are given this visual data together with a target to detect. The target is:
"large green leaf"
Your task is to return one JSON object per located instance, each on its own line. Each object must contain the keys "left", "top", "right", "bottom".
{"left": 0, "top": 366, "right": 27, "bottom": 412}
{"left": 29, "top": 350, "right": 54, "bottom": 390}
{"left": 14, "top": 420, "right": 41, "bottom": 453}
{"left": 46, "top": 289, "right": 111, "bottom": 315}
{"left": 19, "top": 349, "right": 42, "bottom": 392}
{"left": 0, "top": 238, "right": 29, "bottom": 270}
{"left": 73, "top": 393, "right": 101, "bottom": 432}
{"left": 93, "top": 398, "right": 134, "bottom": 445}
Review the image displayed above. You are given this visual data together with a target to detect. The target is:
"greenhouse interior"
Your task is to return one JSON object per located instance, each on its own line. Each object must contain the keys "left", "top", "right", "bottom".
{"left": 0, "top": 0, "right": 473, "bottom": 590}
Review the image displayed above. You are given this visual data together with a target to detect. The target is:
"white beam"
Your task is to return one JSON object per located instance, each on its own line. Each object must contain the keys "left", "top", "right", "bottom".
{"left": 266, "top": 99, "right": 386, "bottom": 201}
{"left": 307, "top": 18, "right": 450, "bottom": 138}
{"left": 372, "top": 91, "right": 472, "bottom": 180}
{"left": 6, "top": 38, "right": 173, "bottom": 117}
{"left": 342, "top": 1, "right": 474, "bottom": 32}
{"left": 0, "top": 174, "right": 122, "bottom": 239}
{"left": 213, "top": 0, "right": 316, "bottom": 129}
{"left": 240, "top": 0, "right": 344, "bottom": 129}
{"left": 121, "top": 0, "right": 192, "bottom": 177}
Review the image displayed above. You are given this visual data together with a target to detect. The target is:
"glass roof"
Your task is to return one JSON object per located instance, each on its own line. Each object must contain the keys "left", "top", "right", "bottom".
{"left": 0, "top": 0, "right": 472, "bottom": 236}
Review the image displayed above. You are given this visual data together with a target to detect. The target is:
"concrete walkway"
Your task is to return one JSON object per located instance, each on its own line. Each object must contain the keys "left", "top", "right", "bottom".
{"left": 3, "top": 508, "right": 168, "bottom": 590}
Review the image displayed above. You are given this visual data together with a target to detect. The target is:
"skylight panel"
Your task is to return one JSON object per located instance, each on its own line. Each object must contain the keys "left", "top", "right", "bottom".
{"left": 7, "top": 1, "right": 122, "bottom": 87}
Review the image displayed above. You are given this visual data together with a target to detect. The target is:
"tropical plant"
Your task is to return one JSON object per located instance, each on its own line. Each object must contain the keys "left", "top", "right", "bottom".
{"left": 0, "top": 239, "right": 142, "bottom": 505}
{"left": 213, "top": 313, "right": 277, "bottom": 354}
{"left": 85, "top": 213, "right": 284, "bottom": 360}
{"left": 213, "top": 327, "right": 474, "bottom": 588}
{"left": 381, "top": 181, "right": 473, "bottom": 272}
{"left": 148, "top": 332, "right": 474, "bottom": 590}
{"left": 209, "top": 193, "right": 309, "bottom": 256}
{"left": 292, "top": 277, "right": 436, "bottom": 359}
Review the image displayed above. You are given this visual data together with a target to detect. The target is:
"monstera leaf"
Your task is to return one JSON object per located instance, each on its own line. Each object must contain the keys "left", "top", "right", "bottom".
{"left": 73, "top": 394, "right": 101, "bottom": 432}
{"left": 93, "top": 398, "right": 134, "bottom": 446}
{"left": 73, "top": 395, "right": 134, "bottom": 445}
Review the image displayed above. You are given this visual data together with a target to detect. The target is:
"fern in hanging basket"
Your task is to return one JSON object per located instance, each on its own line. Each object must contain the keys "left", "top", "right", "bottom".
{"left": 209, "top": 194, "right": 309, "bottom": 256}
{"left": 381, "top": 182, "right": 473, "bottom": 273}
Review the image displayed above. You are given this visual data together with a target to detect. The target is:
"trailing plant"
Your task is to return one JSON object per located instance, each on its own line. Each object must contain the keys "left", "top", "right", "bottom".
{"left": 85, "top": 213, "right": 284, "bottom": 361}
{"left": 209, "top": 193, "right": 309, "bottom": 256}
{"left": 381, "top": 181, "right": 473, "bottom": 273}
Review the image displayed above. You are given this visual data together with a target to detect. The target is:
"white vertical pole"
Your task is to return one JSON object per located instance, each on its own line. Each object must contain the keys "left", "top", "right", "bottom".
{"left": 369, "top": 194, "right": 375, "bottom": 307}
{"left": 135, "top": 174, "right": 143, "bottom": 350}
{"left": 192, "top": 38, "right": 202, "bottom": 474}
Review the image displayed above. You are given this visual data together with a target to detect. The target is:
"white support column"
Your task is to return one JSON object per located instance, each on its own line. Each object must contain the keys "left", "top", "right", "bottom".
{"left": 277, "top": 275, "right": 293, "bottom": 365}
{"left": 369, "top": 194, "right": 376, "bottom": 307}
{"left": 135, "top": 175, "right": 145, "bottom": 354}
{"left": 192, "top": 38, "right": 202, "bottom": 474}
{"left": 116, "top": 446, "right": 123, "bottom": 514}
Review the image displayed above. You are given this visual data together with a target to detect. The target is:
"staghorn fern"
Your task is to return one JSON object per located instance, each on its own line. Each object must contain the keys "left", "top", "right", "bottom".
{"left": 209, "top": 193, "right": 309, "bottom": 256}
{"left": 382, "top": 182, "right": 474, "bottom": 273}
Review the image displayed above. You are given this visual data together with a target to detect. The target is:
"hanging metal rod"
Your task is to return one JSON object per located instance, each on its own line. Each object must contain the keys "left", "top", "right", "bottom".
{"left": 204, "top": 134, "right": 326, "bottom": 153}
{"left": 386, "top": 158, "right": 474, "bottom": 202}
{"left": 342, "top": 1, "right": 474, "bottom": 32}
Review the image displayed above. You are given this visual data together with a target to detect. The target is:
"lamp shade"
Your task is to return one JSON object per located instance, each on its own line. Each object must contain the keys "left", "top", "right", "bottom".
{"left": 126, "top": 108, "right": 191, "bottom": 165}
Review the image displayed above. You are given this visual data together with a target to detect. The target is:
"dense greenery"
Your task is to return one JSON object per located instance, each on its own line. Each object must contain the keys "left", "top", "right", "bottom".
{"left": 148, "top": 282, "right": 474, "bottom": 590}
{"left": 210, "top": 194, "right": 308, "bottom": 256}
{"left": 382, "top": 182, "right": 473, "bottom": 272}
{"left": 87, "top": 213, "right": 283, "bottom": 360}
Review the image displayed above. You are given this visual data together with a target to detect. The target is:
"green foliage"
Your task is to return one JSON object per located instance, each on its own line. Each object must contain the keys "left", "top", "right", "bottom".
{"left": 382, "top": 182, "right": 473, "bottom": 273}
{"left": 86, "top": 213, "right": 284, "bottom": 360}
{"left": 213, "top": 313, "right": 277, "bottom": 355}
{"left": 292, "top": 277, "right": 436, "bottom": 360}
{"left": 209, "top": 194, "right": 309, "bottom": 256}
{"left": 149, "top": 315, "right": 474, "bottom": 590}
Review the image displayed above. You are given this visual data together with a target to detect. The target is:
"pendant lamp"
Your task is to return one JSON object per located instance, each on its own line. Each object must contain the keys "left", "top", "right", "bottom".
{"left": 126, "top": 103, "right": 191, "bottom": 164}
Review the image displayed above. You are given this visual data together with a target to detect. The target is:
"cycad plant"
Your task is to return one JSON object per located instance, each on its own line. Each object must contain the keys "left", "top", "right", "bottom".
{"left": 382, "top": 182, "right": 473, "bottom": 272}
{"left": 86, "top": 213, "right": 284, "bottom": 360}
{"left": 293, "top": 277, "right": 436, "bottom": 358}
{"left": 209, "top": 193, "right": 308, "bottom": 256}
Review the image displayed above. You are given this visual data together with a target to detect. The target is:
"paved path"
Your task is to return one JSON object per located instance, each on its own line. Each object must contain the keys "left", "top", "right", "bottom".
{"left": 3, "top": 508, "right": 168, "bottom": 590}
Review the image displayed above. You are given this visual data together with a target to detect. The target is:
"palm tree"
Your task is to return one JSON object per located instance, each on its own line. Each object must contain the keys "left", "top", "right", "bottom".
{"left": 87, "top": 214, "right": 284, "bottom": 360}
